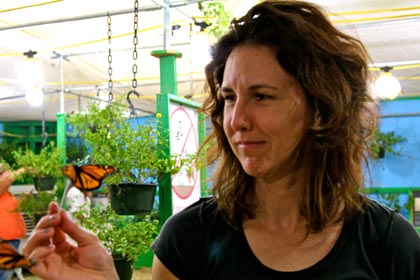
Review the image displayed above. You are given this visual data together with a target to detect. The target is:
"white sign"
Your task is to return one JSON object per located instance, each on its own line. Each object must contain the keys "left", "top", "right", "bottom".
{"left": 169, "top": 104, "right": 200, "bottom": 214}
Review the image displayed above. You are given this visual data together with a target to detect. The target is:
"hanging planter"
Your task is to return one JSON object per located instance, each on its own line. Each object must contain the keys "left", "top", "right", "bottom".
{"left": 109, "top": 183, "right": 157, "bottom": 215}
{"left": 66, "top": 4, "right": 194, "bottom": 218}
{"left": 67, "top": 101, "right": 193, "bottom": 213}
{"left": 377, "top": 146, "right": 386, "bottom": 159}
{"left": 12, "top": 141, "right": 64, "bottom": 190}
{"left": 33, "top": 176, "right": 56, "bottom": 191}
{"left": 368, "top": 128, "right": 406, "bottom": 159}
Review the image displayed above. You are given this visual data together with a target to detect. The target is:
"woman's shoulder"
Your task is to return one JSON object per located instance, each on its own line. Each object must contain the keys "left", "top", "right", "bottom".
{"left": 152, "top": 197, "right": 231, "bottom": 278}
{"left": 358, "top": 197, "right": 419, "bottom": 242}
{"left": 162, "top": 196, "right": 219, "bottom": 229}
{"left": 363, "top": 198, "right": 405, "bottom": 223}
{"left": 361, "top": 198, "right": 401, "bottom": 227}
{"left": 364, "top": 197, "right": 396, "bottom": 218}
{"left": 353, "top": 198, "right": 420, "bottom": 278}
{"left": 154, "top": 196, "right": 229, "bottom": 247}
{"left": 182, "top": 195, "right": 218, "bottom": 214}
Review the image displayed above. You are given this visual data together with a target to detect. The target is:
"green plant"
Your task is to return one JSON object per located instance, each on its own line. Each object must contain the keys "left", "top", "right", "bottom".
{"left": 67, "top": 101, "right": 188, "bottom": 185}
{"left": 12, "top": 141, "right": 64, "bottom": 178}
{"left": 0, "top": 141, "right": 18, "bottom": 166}
{"left": 378, "top": 193, "right": 413, "bottom": 212}
{"left": 16, "top": 190, "right": 58, "bottom": 222}
{"left": 367, "top": 191, "right": 413, "bottom": 216}
{"left": 66, "top": 137, "right": 88, "bottom": 164}
{"left": 95, "top": 185, "right": 110, "bottom": 195}
{"left": 0, "top": 159, "right": 11, "bottom": 173}
{"left": 199, "top": 0, "right": 232, "bottom": 39}
{"left": 368, "top": 128, "right": 406, "bottom": 158}
{"left": 77, "top": 205, "right": 158, "bottom": 262}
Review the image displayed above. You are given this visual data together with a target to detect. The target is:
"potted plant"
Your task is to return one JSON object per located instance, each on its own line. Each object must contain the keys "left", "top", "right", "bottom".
{"left": 16, "top": 189, "right": 58, "bottom": 223}
{"left": 76, "top": 205, "right": 158, "bottom": 280}
{"left": 12, "top": 141, "right": 65, "bottom": 191}
{"left": 368, "top": 128, "right": 406, "bottom": 159}
{"left": 67, "top": 101, "right": 190, "bottom": 215}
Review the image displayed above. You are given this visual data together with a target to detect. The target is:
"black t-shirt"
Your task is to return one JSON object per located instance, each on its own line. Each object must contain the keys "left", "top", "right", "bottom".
{"left": 151, "top": 196, "right": 420, "bottom": 279}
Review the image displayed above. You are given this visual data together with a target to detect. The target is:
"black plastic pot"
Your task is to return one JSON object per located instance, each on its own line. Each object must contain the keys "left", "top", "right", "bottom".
{"left": 109, "top": 183, "right": 156, "bottom": 215}
{"left": 33, "top": 176, "right": 56, "bottom": 191}
{"left": 378, "top": 146, "right": 386, "bottom": 158}
{"left": 113, "top": 257, "right": 133, "bottom": 280}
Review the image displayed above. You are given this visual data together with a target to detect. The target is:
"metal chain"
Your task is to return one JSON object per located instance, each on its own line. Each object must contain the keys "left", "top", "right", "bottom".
{"left": 132, "top": 0, "right": 139, "bottom": 89}
{"left": 41, "top": 92, "right": 48, "bottom": 148}
{"left": 107, "top": 12, "right": 113, "bottom": 101}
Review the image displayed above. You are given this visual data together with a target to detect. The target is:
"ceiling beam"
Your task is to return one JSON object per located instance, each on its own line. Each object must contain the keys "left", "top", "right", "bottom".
{"left": 0, "top": 0, "right": 201, "bottom": 32}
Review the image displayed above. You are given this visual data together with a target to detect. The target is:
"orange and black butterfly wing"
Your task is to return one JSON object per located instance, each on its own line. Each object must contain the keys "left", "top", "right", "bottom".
{"left": 62, "top": 165, "right": 83, "bottom": 189}
{"left": 78, "top": 165, "right": 115, "bottom": 191}
{"left": 0, "top": 240, "right": 34, "bottom": 270}
{"left": 62, "top": 165, "right": 115, "bottom": 191}
{"left": 80, "top": 165, "right": 115, "bottom": 181}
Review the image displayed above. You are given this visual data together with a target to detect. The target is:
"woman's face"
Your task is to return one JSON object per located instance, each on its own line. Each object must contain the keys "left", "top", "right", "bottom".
{"left": 222, "top": 45, "right": 310, "bottom": 181}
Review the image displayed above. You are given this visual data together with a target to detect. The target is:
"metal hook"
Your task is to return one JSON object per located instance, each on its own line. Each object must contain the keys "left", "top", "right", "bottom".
{"left": 126, "top": 90, "right": 139, "bottom": 117}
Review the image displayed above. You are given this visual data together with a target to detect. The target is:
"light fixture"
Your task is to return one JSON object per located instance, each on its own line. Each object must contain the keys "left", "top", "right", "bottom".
{"left": 17, "top": 50, "right": 44, "bottom": 107}
{"left": 372, "top": 66, "right": 401, "bottom": 100}
{"left": 25, "top": 87, "right": 44, "bottom": 107}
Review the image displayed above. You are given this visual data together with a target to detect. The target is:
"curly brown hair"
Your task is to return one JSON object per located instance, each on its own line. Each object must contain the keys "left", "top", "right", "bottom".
{"left": 200, "top": 0, "right": 377, "bottom": 232}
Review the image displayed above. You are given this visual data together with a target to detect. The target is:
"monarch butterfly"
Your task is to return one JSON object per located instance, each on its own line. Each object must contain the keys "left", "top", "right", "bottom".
{"left": 62, "top": 165, "right": 115, "bottom": 191}
{"left": 0, "top": 240, "right": 35, "bottom": 270}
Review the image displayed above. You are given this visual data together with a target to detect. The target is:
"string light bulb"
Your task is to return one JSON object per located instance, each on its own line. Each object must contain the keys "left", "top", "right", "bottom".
{"left": 25, "top": 87, "right": 44, "bottom": 107}
{"left": 372, "top": 66, "right": 401, "bottom": 100}
{"left": 17, "top": 50, "right": 44, "bottom": 107}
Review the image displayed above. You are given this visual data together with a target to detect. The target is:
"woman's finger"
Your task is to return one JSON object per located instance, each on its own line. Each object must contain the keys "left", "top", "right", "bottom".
{"left": 48, "top": 201, "right": 61, "bottom": 215}
{"left": 47, "top": 202, "right": 74, "bottom": 247}
{"left": 58, "top": 209, "right": 99, "bottom": 247}
{"left": 22, "top": 214, "right": 61, "bottom": 256}
{"left": 27, "top": 243, "right": 56, "bottom": 269}
{"left": 28, "top": 244, "right": 62, "bottom": 280}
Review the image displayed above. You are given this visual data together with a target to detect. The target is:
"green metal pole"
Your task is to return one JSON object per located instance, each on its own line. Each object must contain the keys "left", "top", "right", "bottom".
{"left": 152, "top": 50, "right": 182, "bottom": 225}
{"left": 156, "top": 93, "right": 172, "bottom": 225}
{"left": 151, "top": 50, "right": 182, "bottom": 96}
{"left": 198, "top": 112, "right": 208, "bottom": 196}
{"left": 56, "top": 113, "right": 67, "bottom": 203}
{"left": 56, "top": 113, "right": 66, "bottom": 165}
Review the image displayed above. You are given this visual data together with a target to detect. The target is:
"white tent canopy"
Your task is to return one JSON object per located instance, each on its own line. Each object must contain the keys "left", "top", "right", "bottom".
{"left": 1, "top": 0, "right": 420, "bottom": 121}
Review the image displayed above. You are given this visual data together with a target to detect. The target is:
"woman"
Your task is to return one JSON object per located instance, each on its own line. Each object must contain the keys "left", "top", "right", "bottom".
{"left": 151, "top": 1, "right": 420, "bottom": 279}
{"left": 22, "top": 1, "right": 420, "bottom": 279}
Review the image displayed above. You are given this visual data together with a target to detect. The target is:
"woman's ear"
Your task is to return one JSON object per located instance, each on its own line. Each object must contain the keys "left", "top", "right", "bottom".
{"left": 313, "top": 110, "right": 321, "bottom": 126}
{"left": 311, "top": 99, "right": 321, "bottom": 127}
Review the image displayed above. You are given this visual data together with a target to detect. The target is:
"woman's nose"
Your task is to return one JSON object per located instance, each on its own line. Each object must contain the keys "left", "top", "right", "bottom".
{"left": 230, "top": 99, "right": 252, "bottom": 131}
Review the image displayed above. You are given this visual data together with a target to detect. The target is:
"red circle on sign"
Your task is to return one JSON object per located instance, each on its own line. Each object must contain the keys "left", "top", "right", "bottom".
{"left": 170, "top": 107, "right": 199, "bottom": 199}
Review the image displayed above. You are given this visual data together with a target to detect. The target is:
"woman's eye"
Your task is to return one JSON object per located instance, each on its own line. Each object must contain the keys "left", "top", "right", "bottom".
{"left": 223, "top": 94, "right": 236, "bottom": 103}
{"left": 255, "top": 93, "right": 271, "bottom": 101}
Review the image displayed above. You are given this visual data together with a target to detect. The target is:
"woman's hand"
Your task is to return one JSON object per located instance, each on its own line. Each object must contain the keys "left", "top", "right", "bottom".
{"left": 23, "top": 202, "right": 118, "bottom": 280}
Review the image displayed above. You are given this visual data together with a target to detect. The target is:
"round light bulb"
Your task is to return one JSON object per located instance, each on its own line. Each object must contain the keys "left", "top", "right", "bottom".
{"left": 25, "top": 87, "right": 44, "bottom": 107}
{"left": 373, "top": 72, "right": 401, "bottom": 99}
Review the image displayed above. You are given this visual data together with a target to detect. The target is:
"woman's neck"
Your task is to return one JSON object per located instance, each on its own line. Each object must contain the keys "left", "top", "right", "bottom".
{"left": 253, "top": 173, "right": 306, "bottom": 234}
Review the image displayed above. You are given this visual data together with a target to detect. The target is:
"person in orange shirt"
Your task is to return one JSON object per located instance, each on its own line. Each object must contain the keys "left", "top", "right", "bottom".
{"left": 0, "top": 163, "right": 26, "bottom": 280}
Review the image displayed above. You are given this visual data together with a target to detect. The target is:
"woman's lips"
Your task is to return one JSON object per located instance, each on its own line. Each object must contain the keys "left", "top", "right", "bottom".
{"left": 235, "top": 140, "right": 266, "bottom": 151}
